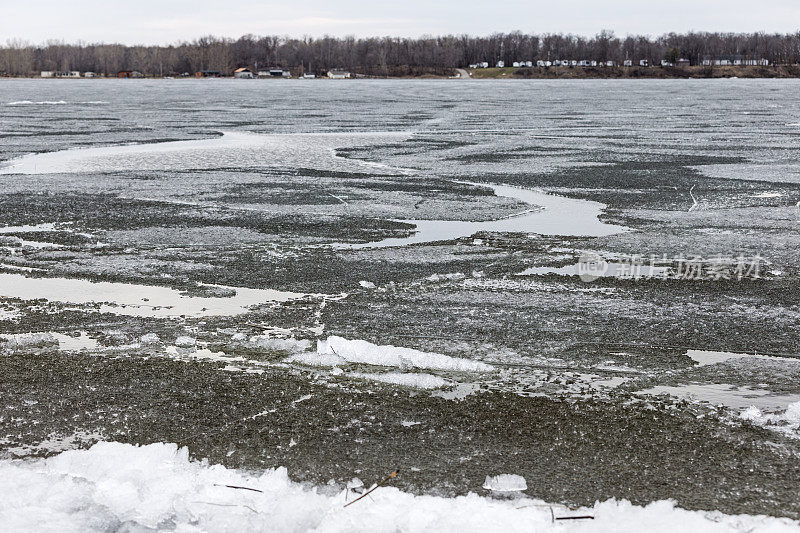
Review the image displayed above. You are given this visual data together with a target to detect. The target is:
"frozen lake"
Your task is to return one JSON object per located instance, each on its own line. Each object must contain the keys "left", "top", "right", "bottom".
{"left": 1, "top": 79, "right": 800, "bottom": 524}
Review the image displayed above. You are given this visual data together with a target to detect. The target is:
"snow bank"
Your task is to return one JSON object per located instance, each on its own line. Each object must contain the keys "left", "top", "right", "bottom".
{"left": 740, "top": 402, "right": 800, "bottom": 438}
{"left": 315, "top": 336, "right": 493, "bottom": 372}
{"left": 0, "top": 442, "right": 797, "bottom": 533}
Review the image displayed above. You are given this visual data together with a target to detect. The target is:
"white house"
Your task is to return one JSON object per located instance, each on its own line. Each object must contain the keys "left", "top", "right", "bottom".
{"left": 512, "top": 61, "right": 520, "bottom": 67}
{"left": 302, "top": 73, "right": 316, "bottom": 78}
{"left": 623, "top": 59, "right": 633, "bottom": 67}
{"left": 40, "top": 71, "right": 54, "bottom": 77}
{"left": 327, "top": 70, "right": 351, "bottom": 79}
{"left": 578, "top": 60, "right": 590, "bottom": 67}
{"left": 67, "top": 71, "right": 81, "bottom": 78}
{"left": 639, "top": 59, "right": 649, "bottom": 67}
{"left": 606, "top": 61, "right": 615, "bottom": 67}
{"left": 84, "top": 72, "right": 97, "bottom": 78}
{"left": 661, "top": 60, "right": 673, "bottom": 67}
{"left": 496, "top": 61, "right": 505, "bottom": 68}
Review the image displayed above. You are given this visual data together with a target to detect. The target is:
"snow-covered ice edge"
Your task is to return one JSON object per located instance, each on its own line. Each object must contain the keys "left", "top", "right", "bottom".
{"left": 1, "top": 441, "right": 797, "bottom": 532}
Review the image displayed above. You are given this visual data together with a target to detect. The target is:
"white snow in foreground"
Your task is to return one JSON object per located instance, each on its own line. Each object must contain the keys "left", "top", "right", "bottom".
{"left": 740, "top": 402, "right": 800, "bottom": 438}
{"left": 1, "top": 442, "right": 797, "bottom": 533}
{"left": 314, "top": 336, "right": 493, "bottom": 372}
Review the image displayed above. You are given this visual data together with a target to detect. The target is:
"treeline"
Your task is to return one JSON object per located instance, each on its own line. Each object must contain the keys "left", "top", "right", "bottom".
{"left": 2, "top": 31, "right": 800, "bottom": 77}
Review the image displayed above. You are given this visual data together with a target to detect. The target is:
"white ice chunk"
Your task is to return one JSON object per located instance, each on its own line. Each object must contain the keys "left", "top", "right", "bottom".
{"left": 316, "top": 336, "right": 492, "bottom": 372}
{"left": 483, "top": 474, "right": 528, "bottom": 492}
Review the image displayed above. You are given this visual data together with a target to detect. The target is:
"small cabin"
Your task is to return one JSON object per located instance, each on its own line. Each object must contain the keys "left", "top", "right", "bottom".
{"left": 639, "top": 59, "right": 649, "bottom": 67}
{"left": 40, "top": 71, "right": 54, "bottom": 77}
{"left": 233, "top": 67, "right": 254, "bottom": 78}
{"left": 195, "top": 70, "right": 221, "bottom": 78}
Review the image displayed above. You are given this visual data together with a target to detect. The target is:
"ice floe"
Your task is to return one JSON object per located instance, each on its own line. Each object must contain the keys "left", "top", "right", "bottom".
{"left": 637, "top": 383, "right": 800, "bottom": 411}
{"left": 739, "top": 402, "right": 800, "bottom": 438}
{"left": 686, "top": 349, "right": 800, "bottom": 367}
{"left": 483, "top": 474, "right": 528, "bottom": 493}
{"left": 348, "top": 371, "right": 448, "bottom": 389}
{"left": 248, "top": 335, "right": 312, "bottom": 353}
{"left": 0, "top": 273, "right": 311, "bottom": 318}
{"left": 314, "top": 336, "right": 493, "bottom": 372}
{"left": 1, "top": 441, "right": 796, "bottom": 533}
{"left": 0, "top": 130, "right": 408, "bottom": 176}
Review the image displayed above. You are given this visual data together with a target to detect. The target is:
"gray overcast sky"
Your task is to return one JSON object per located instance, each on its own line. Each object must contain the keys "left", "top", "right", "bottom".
{"left": 3, "top": 0, "right": 800, "bottom": 45}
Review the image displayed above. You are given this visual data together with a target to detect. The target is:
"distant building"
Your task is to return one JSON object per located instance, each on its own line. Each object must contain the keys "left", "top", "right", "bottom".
{"left": 578, "top": 60, "right": 590, "bottom": 67}
{"left": 676, "top": 58, "right": 690, "bottom": 67}
{"left": 623, "top": 59, "right": 633, "bottom": 67}
{"left": 327, "top": 70, "right": 351, "bottom": 79}
{"left": 605, "top": 61, "right": 616, "bottom": 67}
{"left": 661, "top": 60, "right": 674, "bottom": 67}
{"left": 524, "top": 61, "right": 533, "bottom": 67}
{"left": 512, "top": 61, "right": 520, "bottom": 68}
{"left": 84, "top": 71, "right": 97, "bottom": 78}
{"left": 40, "top": 71, "right": 54, "bottom": 77}
{"left": 269, "top": 69, "right": 287, "bottom": 77}
{"left": 302, "top": 73, "right": 316, "bottom": 78}
{"left": 233, "top": 67, "right": 254, "bottom": 78}
{"left": 496, "top": 61, "right": 505, "bottom": 68}
{"left": 639, "top": 59, "right": 649, "bottom": 67}
{"left": 195, "top": 70, "right": 221, "bottom": 77}
{"left": 67, "top": 71, "right": 80, "bottom": 78}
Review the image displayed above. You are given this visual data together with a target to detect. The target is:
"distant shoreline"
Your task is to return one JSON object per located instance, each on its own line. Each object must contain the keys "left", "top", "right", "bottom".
{"left": 4, "top": 65, "right": 800, "bottom": 80}
{"left": 465, "top": 65, "right": 800, "bottom": 79}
